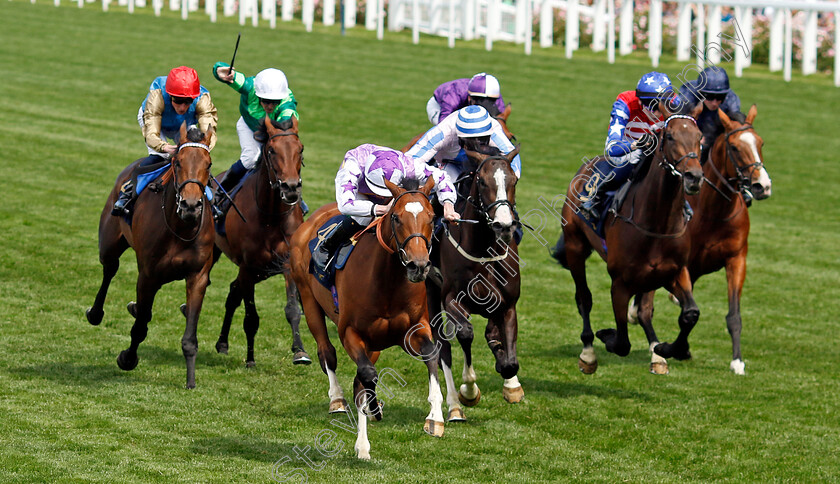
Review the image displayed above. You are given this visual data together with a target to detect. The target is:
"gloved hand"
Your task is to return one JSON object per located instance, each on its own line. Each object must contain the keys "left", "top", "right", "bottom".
{"left": 632, "top": 132, "right": 657, "bottom": 152}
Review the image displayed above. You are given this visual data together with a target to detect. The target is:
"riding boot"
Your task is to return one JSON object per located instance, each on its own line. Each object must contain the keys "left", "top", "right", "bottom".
{"left": 684, "top": 200, "right": 694, "bottom": 222}
{"left": 312, "top": 217, "right": 363, "bottom": 270}
{"left": 300, "top": 198, "right": 310, "bottom": 216}
{"left": 580, "top": 154, "right": 638, "bottom": 224}
{"left": 112, "top": 180, "right": 135, "bottom": 216}
{"left": 216, "top": 160, "right": 248, "bottom": 195}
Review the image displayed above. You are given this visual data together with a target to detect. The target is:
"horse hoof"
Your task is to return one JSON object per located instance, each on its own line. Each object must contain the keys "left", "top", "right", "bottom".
{"left": 423, "top": 419, "right": 445, "bottom": 438}
{"left": 447, "top": 408, "right": 466, "bottom": 422}
{"left": 292, "top": 351, "right": 312, "bottom": 365}
{"left": 245, "top": 360, "right": 256, "bottom": 368}
{"left": 368, "top": 401, "right": 383, "bottom": 421}
{"left": 457, "top": 386, "right": 481, "bottom": 407}
{"left": 126, "top": 301, "right": 137, "bottom": 318}
{"left": 730, "top": 359, "right": 746, "bottom": 375}
{"left": 674, "top": 350, "right": 692, "bottom": 361}
{"left": 650, "top": 361, "right": 669, "bottom": 375}
{"left": 329, "top": 398, "right": 349, "bottom": 414}
{"left": 180, "top": 304, "right": 187, "bottom": 318}
{"left": 117, "top": 350, "right": 138, "bottom": 371}
{"left": 86, "top": 307, "right": 103, "bottom": 326}
{"left": 578, "top": 358, "right": 598, "bottom": 374}
{"left": 215, "top": 341, "right": 229, "bottom": 354}
{"left": 503, "top": 385, "right": 524, "bottom": 404}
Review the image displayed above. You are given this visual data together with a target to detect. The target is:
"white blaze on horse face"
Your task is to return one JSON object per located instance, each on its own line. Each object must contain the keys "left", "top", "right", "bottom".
{"left": 492, "top": 168, "right": 513, "bottom": 226}
{"left": 740, "top": 132, "right": 772, "bottom": 192}
{"left": 405, "top": 202, "right": 424, "bottom": 219}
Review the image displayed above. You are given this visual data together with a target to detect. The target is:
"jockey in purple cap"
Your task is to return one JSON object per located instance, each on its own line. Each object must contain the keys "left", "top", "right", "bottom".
{"left": 312, "top": 144, "right": 460, "bottom": 269}
{"left": 408, "top": 105, "right": 521, "bottom": 183}
{"left": 426, "top": 72, "right": 507, "bottom": 125}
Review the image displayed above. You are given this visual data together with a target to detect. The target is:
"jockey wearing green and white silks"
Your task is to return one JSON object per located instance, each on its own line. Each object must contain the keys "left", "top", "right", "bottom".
{"left": 407, "top": 105, "right": 521, "bottom": 182}
{"left": 212, "top": 62, "right": 299, "bottom": 188}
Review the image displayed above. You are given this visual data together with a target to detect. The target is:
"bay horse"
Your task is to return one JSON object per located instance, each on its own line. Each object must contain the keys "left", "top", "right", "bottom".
{"left": 630, "top": 105, "right": 772, "bottom": 375}
{"left": 213, "top": 116, "right": 310, "bottom": 367}
{"left": 401, "top": 104, "right": 514, "bottom": 152}
{"left": 86, "top": 123, "right": 215, "bottom": 389}
{"left": 425, "top": 146, "right": 523, "bottom": 424}
{"left": 556, "top": 102, "right": 704, "bottom": 374}
{"left": 289, "top": 178, "right": 445, "bottom": 460}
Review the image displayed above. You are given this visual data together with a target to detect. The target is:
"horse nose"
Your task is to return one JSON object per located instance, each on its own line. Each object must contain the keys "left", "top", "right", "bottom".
{"left": 491, "top": 221, "right": 515, "bottom": 243}
{"left": 178, "top": 198, "right": 202, "bottom": 219}
{"left": 405, "top": 259, "right": 431, "bottom": 281}
{"left": 683, "top": 171, "right": 703, "bottom": 195}
{"left": 751, "top": 182, "right": 771, "bottom": 200}
{"left": 280, "top": 179, "right": 302, "bottom": 198}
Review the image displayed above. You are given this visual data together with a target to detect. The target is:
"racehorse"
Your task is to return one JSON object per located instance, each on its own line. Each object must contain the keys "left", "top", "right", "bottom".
{"left": 629, "top": 105, "right": 772, "bottom": 375}
{"left": 425, "top": 146, "right": 523, "bottom": 423}
{"left": 556, "top": 102, "right": 704, "bottom": 374}
{"left": 213, "top": 116, "right": 310, "bottom": 367}
{"left": 86, "top": 123, "right": 215, "bottom": 389}
{"left": 401, "top": 104, "right": 515, "bottom": 152}
{"left": 289, "top": 178, "right": 445, "bottom": 460}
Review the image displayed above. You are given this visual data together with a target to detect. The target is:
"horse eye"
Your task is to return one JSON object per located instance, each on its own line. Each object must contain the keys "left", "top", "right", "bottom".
{"left": 665, "top": 133, "right": 674, "bottom": 141}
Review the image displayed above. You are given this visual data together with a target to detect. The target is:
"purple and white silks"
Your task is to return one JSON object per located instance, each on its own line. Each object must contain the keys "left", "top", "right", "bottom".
{"left": 433, "top": 78, "right": 506, "bottom": 123}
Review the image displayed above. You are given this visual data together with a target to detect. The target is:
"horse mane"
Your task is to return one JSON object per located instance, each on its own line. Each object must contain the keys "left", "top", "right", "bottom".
{"left": 186, "top": 126, "right": 205, "bottom": 142}
{"left": 473, "top": 98, "right": 501, "bottom": 117}
{"left": 461, "top": 138, "right": 502, "bottom": 157}
{"left": 402, "top": 178, "right": 421, "bottom": 191}
{"left": 727, "top": 111, "right": 747, "bottom": 124}
{"left": 254, "top": 118, "right": 294, "bottom": 143}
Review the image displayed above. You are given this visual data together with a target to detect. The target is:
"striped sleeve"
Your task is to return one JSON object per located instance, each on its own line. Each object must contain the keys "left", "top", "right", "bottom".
{"left": 335, "top": 149, "right": 374, "bottom": 217}
{"left": 605, "top": 99, "right": 633, "bottom": 161}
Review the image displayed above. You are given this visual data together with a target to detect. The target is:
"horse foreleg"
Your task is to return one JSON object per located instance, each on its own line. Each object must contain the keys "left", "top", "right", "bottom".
{"left": 725, "top": 255, "right": 747, "bottom": 375}
{"left": 343, "top": 329, "right": 378, "bottom": 461}
{"left": 239, "top": 274, "right": 259, "bottom": 368}
{"left": 654, "top": 268, "right": 699, "bottom": 361}
{"left": 404, "top": 323, "right": 445, "bottom": 438}
{"left": 299, "top": 284, "right": 345, "bottom": 413}
{"left": 597, "top": 281, "right": 632, "bottom": 357}
{"left": 284, "top": 277, "right": 311, "bottom": 365}
{"left": 487, "top": 308, "right": 523, "bottom": 403}
{"left": 182, "top": 267, "right": 210, "bottom": 389}
{"left": 634, "top": 292, "right": 668, "bottom": 374}
{"left": 216, "top": 279, "right": 242, "bottom": 355}
{"left": 117, "top": 275, "right": 160, "bottom": 372}
{"left": 87, "top": 224, "right": 129, "bottom": 326}
{"left": 428, "top": 286, "right": 464, "bottom": 422}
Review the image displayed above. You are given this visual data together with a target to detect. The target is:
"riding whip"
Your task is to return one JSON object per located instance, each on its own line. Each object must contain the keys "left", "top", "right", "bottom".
{"left": 211, "top": 176, "right": 248, "bottom": 223}
{"left": 229, "top": 32, "right": 241, "bottom": 75}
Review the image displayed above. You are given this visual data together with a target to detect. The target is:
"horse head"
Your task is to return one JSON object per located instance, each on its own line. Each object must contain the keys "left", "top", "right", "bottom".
{"left": 173, "top": 122, "right": 214, "bottom": 223}
{"left": 263, "top": 115, "right": 304, "bottom": 204}
{"left": 718, "top": 105, "right": 772, "bottom": 200}
{"left": 658, "top": 101, "right": 704, "bottom": 195}
{"left": 463, "top": 145, "right": 520, "bottom": 244}
{"left": 383, "top": 177, "right": 436, "bottom": 283}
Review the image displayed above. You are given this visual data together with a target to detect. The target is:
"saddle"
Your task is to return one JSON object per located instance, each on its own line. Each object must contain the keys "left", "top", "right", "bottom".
{"left": 121, "top": 162, "right": 171, "bottom": 225}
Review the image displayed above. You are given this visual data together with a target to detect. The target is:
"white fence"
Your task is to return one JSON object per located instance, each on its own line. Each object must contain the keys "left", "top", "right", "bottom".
{"left": 44, "top": 0, "right": 840, "bottom": 86}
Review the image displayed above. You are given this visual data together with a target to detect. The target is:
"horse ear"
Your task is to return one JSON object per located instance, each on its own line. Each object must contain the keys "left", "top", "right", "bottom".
{"left": 384, "top": 178, "right": 403, "bottom": 199}
{"left": 718, "top": 108, "right": 735, "bottom": 131}
{"left": 203, "top": 126, "right": 215, "bottom": 145}
{"left": 291, "top": 115, "right": 299, "bottom": 132}
{"left": 179, "top": 121, "right": 188, "bottom": 144}
{"left": 690, "top": 102, "right": 704, "bottom": 120}
{"left": 500, "top": 103, "right": 512, "bottom": 121}
{"left": 506, "top": 144, "right": 521, "bottom": 164}
{"left": 420, "top": 176, "right": 435, "bottom": 196}
{"left": 745, "top": 104, "right": 757, "bottom": 125}
{"left": 463, "top": 149, "right": 484, "bottom": 164}
{"left": 658, "top": 100, "right": 672, "bottom": 118}
{"left": 264, "top": 115, "right": 276, "bottom": 136}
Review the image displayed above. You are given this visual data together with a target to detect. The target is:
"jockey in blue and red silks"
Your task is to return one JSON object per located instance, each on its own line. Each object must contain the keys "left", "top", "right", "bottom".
{"left": 311, "top": 144, "right": 460, "bottom": 269}
{"left": 578, "top": 71, "right": 684, "bottom": 224}
{"left": 426, "top": 72, "right": 507, "bottom": 125}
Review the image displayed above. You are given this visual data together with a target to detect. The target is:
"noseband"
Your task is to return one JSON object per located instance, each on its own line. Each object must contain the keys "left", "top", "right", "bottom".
{"left": 261, "top": 131, "right": 303, "bottom": 202}
{"left": 659, "top": 115, "right": 699, "bottom": 177}
{"left": 724, "top": 125, "right": 764, "bottom": 189}
{"left": 388, "top": 190, "right": 433, "bottom": 267}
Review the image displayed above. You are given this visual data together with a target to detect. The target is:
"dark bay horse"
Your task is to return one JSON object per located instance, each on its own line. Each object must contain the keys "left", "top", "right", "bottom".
{"left": 557, "top": 102, "right": 704, "bottom": 374}
{"left": 213, "top": 116, "right": 310, "bottom": 367}
{"left": 401, "top": 104, "right": 514, "bottom": 152}
{"left": 630, "top": 105, "right": 772, "bottom": 375}
{"left": 86, "top": 124, "right": 216, "bottom": 388}
{"left": 426, "top": 147, "right": 523, "bottom": 423}
{"left": 289, "top": 178, "right": 444, "bottom": 460}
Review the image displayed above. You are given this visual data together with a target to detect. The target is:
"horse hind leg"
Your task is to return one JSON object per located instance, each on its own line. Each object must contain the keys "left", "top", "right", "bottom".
{"left": 284, "top": 277, "right": 311, "bottom": 365}
{"left": 117, "top": 276, "right": 160, "bottom": 372}
{"left": 448, "top": 304, "right": 480, "bottom": 406}
{"left": 240, "top": 276, "right": 260, "bottom": 368}
{"left": 567, "top": 239, "right": 597, "bottom": 373}
{"left": 299, "top": 284, "right": 346, "bottom": 413}
{"left": 215, "top": 279, "right": 242, "bottom": 355}
{"left": 635, "top": 292, "right": 668, "bottom": 375}
{"left": 429, "top": 294, "right": 465, "bottom": 422}
{"left": 87, "top": 221, "right": 129, "bottom": 326}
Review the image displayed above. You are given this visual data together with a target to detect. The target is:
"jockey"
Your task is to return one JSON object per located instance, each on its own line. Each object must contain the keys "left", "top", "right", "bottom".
{"left": 578, "top": 71, "right": 679, "bottom": 224}
{"left": 678, "top": 66, "right": 742, "bottom": 165}
{"left": 312, "top": 144, "right": 460, "bottom": 269}
{"left": 407, "top": 105, "right": 521, "bottom": 183}
{"left": 112, "top": 66, "right": 218, "bottom": 216}
{"left": 426, "top": 72, "right": 506, "bottom": 125}
{"left": 212, "top": 63, "right": 306, "bottom": 211}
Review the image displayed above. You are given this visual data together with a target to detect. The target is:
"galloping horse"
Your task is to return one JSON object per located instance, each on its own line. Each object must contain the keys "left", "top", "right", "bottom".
{"left": 86, "top": 123, "right": 215, "bottom": 388}
{"left": 426, "top": 146, "right": 523, "bottom": 423}
{"left": 557, "top": 102, "right": 704, "bottom": 374}
{"left": 401, "top": 104, "right": 515, "bottom": 152}
{"left": 630, "top": 105, "right": 772, "bottom": 375}
{"left": 289, "top": 178, "right": 445, "bottom": 460}
{"left": 213, "top": 116, "right": 310, "bottom": 367}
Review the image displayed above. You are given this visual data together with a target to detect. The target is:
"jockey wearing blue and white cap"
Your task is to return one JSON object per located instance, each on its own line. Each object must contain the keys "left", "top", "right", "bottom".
{"left": 407, "top": 105, "right": 521, "bottom": 182}
{"left": 678, "top": 66, "right": 742, "bottom": 164}
{"left": 578, "top": 71, "right": 680, "bottom": 224}
{"left": 311, "top": 144, "right": 459, "bottom": 269}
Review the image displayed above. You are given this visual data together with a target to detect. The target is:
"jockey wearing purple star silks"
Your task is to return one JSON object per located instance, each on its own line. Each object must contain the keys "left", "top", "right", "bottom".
{"left": 426, "top": 72, "right": 507, "bottom": 125}
{"left": 311, "top": 144, "right": 460, "bottom": 268}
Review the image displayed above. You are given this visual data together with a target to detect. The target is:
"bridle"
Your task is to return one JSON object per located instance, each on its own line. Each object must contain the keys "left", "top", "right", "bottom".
{"left": 388, "top": 190, "right": 433, "bottom": 267}
{"left": 658, "top": 115, "right": 700, "bottom": 177}
{"left": 166, "top": 142, "right": 211, "bottom": 241}
{"left": 259, "top": 130, "right": 304, "bottom": 205}
{"left": 461, "top": 155, "right": 519, "bottom": 227}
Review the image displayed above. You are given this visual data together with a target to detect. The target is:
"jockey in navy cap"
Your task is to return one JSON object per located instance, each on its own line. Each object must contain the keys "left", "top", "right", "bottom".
{"left": 678, "top": 66, "right": 742, "bottom": 164}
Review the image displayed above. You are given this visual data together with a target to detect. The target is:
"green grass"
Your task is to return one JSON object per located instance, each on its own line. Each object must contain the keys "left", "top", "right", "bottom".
{"left": 1, "top": 1, "right": 839, "bottom": 482}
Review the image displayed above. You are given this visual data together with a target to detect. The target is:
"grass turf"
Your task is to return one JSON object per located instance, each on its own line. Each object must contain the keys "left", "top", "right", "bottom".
{"left": 1, "top": 1, "right": 839, "bottom": 481}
